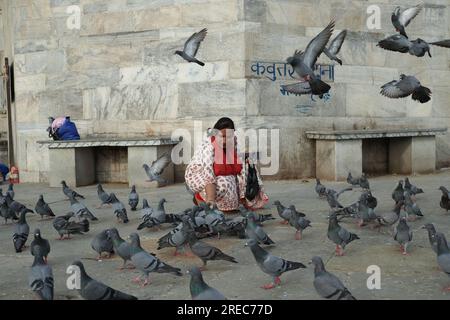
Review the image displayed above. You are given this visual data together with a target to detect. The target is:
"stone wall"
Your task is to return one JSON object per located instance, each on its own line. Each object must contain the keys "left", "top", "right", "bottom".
{"left": 6, "top": 0, "right": 450, "bottom": 183}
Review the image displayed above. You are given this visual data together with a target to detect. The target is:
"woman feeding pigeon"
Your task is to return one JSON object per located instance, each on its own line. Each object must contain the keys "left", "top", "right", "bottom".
{"left": 185, "top": 117, "right": 268, "bottom": 213}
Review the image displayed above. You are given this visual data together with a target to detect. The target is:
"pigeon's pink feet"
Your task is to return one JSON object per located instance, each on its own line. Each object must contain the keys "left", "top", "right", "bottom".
{"left": 126, "top": 265, "right": 136, "bottom": 270}
{"left": 295, "top": 231, "right": 302, "bottom": 240}
{"left": 261, "top": 283, "right": 276, "bottom": 290}
{"left": 173, "top": 250, "right": 181, "bottom": 256}
{"left": 274, "top": 277, "right": 281, "bottom": 286}
{"left": 141, "top": 278, "right": 151, "bottom": 287}
{"left": 442, "top": 286, "right": 450, "bottom": 292}
{"left": 280, "top": 220, "right": 289, "bottom": 225}
{"left": 131, "top": 276, "right": 141, "bottom": 284}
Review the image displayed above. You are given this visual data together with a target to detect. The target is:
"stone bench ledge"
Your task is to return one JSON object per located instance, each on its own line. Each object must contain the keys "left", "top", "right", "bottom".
{"left": 37, "top": 137, "right": 180, "bottom": 149}
{"left": 306, "top": 128, "right": 448, "bottom": 140}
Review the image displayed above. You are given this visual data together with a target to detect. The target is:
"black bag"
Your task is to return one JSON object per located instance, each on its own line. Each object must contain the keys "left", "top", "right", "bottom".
{"left": 46, "top": 117, "right": 60, "bottom": 140}
{"left": 245, "top": 162, "right": 260, "bottom": 201}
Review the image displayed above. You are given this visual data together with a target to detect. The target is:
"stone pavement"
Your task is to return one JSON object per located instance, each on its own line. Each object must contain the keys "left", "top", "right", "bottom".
{"left": 1, "top": 170, "right": 450, "bottom": 300}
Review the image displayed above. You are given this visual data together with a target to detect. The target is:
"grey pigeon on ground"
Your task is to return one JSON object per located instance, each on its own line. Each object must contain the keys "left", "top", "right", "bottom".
{"left": 356, "top": 199, "right": 377, "bottom": 227}
{"left": 53, "top": 212, "right": 89, "bottom": 240}
{"left": 359, "top": 173, "right": 370, "bottom": 190}
{"left": 5, "top": 194, "right": 33, "bottom": 215}
{"left": 422, "top": 223, "right": 447, "bottom": 254}
{"left": 97, "top": 184, "right": 113, "bottom": 207}
{"left": 359, "top": 190, "right": 377, "bottom": 209}
{"left": 323, "top": 29, "right": 347, "bottom": 65}
{"left": 327, "top": 212, "right": 360, "bottom": 256}
{"left": 273, "top": 200, "right": 293, "bottom": 224}
{"left": 0, "top": 200, "right": 17, "bottom": 224}
{"left": 439, "top": 186, "right": 450, "bottom": 212}
{"left": 239, "top": 205, "right": 275, "bottom": 225}
{"left": 29, "top": 254, "right": 54, "bottom": 300}
{"left": 91, "top": 229, "right": 115, "bottom": 260}
{"left": 394, "top": 217, "right": 413, "bottom": 255}
{"left": 403, "top": 191, "right": 424, "bottom": 221}
{"left": 7, "top": 183, "right": 14, "bottom": 199}
{"left": 157, "top": 217, "right": 191, "bottom": 255}
{"left": 35, "top": 195, "right": 55, "bottom": 220}
{"left": 286, "top": 20, "right": 335, "bottom": 95}
{"left": 315, "top": 178, "right": 327, "bottom": 198}
{"left": 381, "top": 74, "right": 431, "bottom": 103}
{"left": 69, "top": 195, "right": 98, "bottom": 221}
{"left": 404, "top": 177, "right": 424, "bottom": 195}
{"left": 347, "top": 172, "right": 359, "bottom": 186}
{"left": 109, "top": 193, "right": 129, "bottom": 224}
{"left": 30, "top": 228, "right": 50, "bottom": 263}
{"left": 61, "top": 180, "right": 84, "bottom": 199}
{"left": 143, "top": 153, "right": 171, "bottom": 183}
{"left": 12, "top": 208, "right": 31, "bottom": 253}
{"left": 129, "top": 233, "right": 182, "bottom": 286}
{"left": 107, "top": 228, "right": 134, "bottom": 270}
{"left": 326, "top": 187, "right": 352, "bottom": 209}
{"left": 188, "top": 266, "right": 227, "bottom": 300}
{"left": 128, "top": 185, "right": 139, "bottom": 211}
{"left": 311, "top": 256, "right": 356, "bottom": 300}
{"left": 433, "top": 233, "right": 450, "bottom": 291}
{"left": 245, "top": 238, "right": 306, "bottom": 289}
{"left": 175, "top": 28, "right": 207, "bottom": 66}
{"left": 70, "top": 260, "right": 137, "bottom": 300}
{"left": 392, "top": 180, "right": 405, "bottom": 205}
{"left": 140, "top": 199, "right": 153, "bottom": 219}
{"left": 186, "top": 231, "right": 237, "bottom": 269}
{"left": 391, "top": 3, "right": 423, "bottom": 38}
{"left": 375, "top": 200, "right": 403, "bottom": 228}
{"left": 245, "top": 213, "right": 275, "bottom": 245}
{"left": 288, "top": 207, "right": 311, "bottom": 240}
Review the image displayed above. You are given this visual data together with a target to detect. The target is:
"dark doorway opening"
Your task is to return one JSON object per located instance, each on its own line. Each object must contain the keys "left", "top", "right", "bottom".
{"left": 362, "top": 138, "right": 389, "bottom": 176}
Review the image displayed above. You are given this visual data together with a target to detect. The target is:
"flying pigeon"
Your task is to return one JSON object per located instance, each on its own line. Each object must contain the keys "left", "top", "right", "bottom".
{"left": 245, "top": 238, "right": 306, "bottom": 289}
{"left": 35, "top": 195, "right": 55, "bottom": 220}
{"left": 91, "top": 229, "right": 115, "bottom": 260}
{"left": 323, "top": 30, "right": 347, "bottom": 65}
{"left": 327, "top": 212, "right": 360, "bottom": 256}
{"left": 311, "top": 256, "right": 356, "bottom": 300}
{"left": 380, "top": 74, "right": 431, "bottom": 103}
{"left": 434, "top": 233, "right": 450, "bottom": 291}
{"left": 129, "top": 233, "right": 182, "bottom": 287}
{"left": 29, "top": 254, "right": 54, "bottom": 300}
{"left": 143, "top": 153, "right": 171, "bottom": 183}
{"left": 315, "top": 178, "right": 327, "bottom": 198}
{"left": 286, "top": 20, "right": 335, "bottom": 95}
{"left": 68, "top": 195, "right": 98, "bottom": 221}
{"left": 53, "top": 212, "right": 89, "bottom": 240}
{"left": 186, "top": 231, "right": 237, "bottom": 269}
{"left": 12, "top": 208, "right": 31, "bottom": 253}
{"left": 439, "top": 186, "right": 450, "bottom": 212}
{"left": 107, "top": 228, "right": 134, "bottom": 270}
{"left": 70, "top": 260, "right": 137, "bottom": 300}
{"left": 391, "top": 3, "right": 423, "bottom": 38}
{"left": 97, "top": 184, "right": 113, "bottom": 207}
{"left": 7, "top": 183, "right": 14, "bottom": 199}
{"left": 128, "top": 185, "right": 139, "bottom": 211}
{"left": 188, "top": 266, "right": 227, "bottom": 300}
{"left": 175, "top": 28, "right": 208, "bottom": 66}
{"left": 61, "top": 180, "right": 84, "bottom": 199}
{"left": 378, "top": 34, "right": 450, "bottom": 58}
{"left": 109, "top": 193, "right": 129, "bottom": 224}
{"left": 30, "top": 229, "right": 50, "bottom": 263}
{"left": 404, "top": 177, "right": 424, "bottom": 195}
{"left": 394, "top": 217, "right": 413, "bottom": 255}
{"left": 245, "top": 213, "right": 275, "bottom": 245}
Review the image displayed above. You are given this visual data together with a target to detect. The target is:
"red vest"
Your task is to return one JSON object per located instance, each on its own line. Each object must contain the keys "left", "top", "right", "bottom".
{"left": 211, "top": 136, "right": 242, "bottom": 176}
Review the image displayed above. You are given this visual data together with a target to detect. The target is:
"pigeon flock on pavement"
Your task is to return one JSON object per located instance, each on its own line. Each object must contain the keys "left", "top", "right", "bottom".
{"left": 1, "top": 169, "right": 449, "bottom": 300}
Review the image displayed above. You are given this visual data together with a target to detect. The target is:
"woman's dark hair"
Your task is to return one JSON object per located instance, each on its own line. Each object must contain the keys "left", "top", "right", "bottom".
{"left": 213, "top": 117, "right": 235, "bottom": 130}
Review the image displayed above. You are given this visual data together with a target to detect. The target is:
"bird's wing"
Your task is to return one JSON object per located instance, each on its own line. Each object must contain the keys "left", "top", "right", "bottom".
{"left": 150, "top": 153, "right": 171, "bottom": 176}
{"left": 380, "top": 80, "right": 410, "bottom": 98}
{"left": 302, "top": 21, "right": 335, "bottom": 68}
{"left": 377, "top": 35, "right": 411, "bottom": 52}
{"left": 328, "top": 30, "right": 347, "bottom": 55}
{"left": 183, "top": 28, "right": 208, "bottom": 58}
{"left": 430, "top": 39, "right": 450, "bottom": 48}
{"left": 398, "top": 4, "right": 423, "bottom": 28}
{"left": 280, "top": 82, "right": 311, "bottom": 94}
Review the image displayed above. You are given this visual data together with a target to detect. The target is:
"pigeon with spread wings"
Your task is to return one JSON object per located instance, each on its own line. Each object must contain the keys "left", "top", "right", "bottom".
{"left": 380, "top": 74, "right": 431, "bottom": 103}
{"left": 175, "top": 28, "right": 208, "bottom": 66}
{"left": 143, "top": 153, "right": 171, "bottom": 183}
{"left": 391, "top": 3, "right": 423, "bottom": 38}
